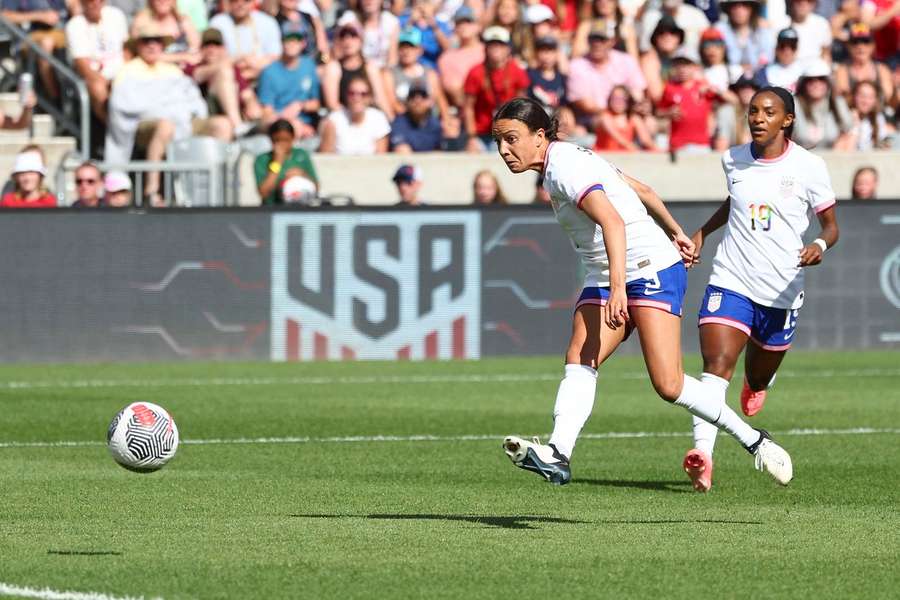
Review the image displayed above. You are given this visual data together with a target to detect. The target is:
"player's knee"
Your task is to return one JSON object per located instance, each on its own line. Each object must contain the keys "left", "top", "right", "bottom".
{"left": 702, "top": 353, "right": 736, "bottom": 380}
{"left": 652, "top": 374, "right": 684, "bottom": 403}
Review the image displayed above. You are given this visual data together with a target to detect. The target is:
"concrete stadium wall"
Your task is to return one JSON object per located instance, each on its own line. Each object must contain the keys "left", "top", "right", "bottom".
{"left": 1, "top": 202, "right": 898, "bottom": 363}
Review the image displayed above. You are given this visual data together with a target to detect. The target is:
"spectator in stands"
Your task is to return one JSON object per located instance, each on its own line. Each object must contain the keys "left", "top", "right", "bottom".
{"left": 275, "top": 0, "right": 328, "bottom": 63}
{"left": 319, "top": 75, "right": 391, "bottom": 154}
{"left": 383, "top": 27, "right": 449, "bottom": 120}
{"left": 0, "top": 88, "right": 35, "bottom": 129}
{"left": 774, "top": 0, "right": 833, "bottom": 64}
{"left": 567, "top": 18, "right": 646, "bottom": 130}
{"left": 390, "top": 83, "right": 443, "bottom": 152}
{"left": 641, "top": 15, "right": 686, "bottom": 104}
{"left": 847, "top": 80, "right": 895, "bottom": 149}
{"left": 481, "top": 0, "right": 526, "bottom": 59}
{"left": 186, "top": 27, "right": 262, "bottom": 138}
{"left": 521, "top": 4, "right": 568, "bottom": 72}
{"left": 829, "top": 0, "right": 862, "bottom": 63}
{"left": 437, "top": 6, "right": 483, "bottom": 108}
{"left": 572, "top": 0, "right": 638, "bottom": 59}
{"left": 594, "top": 84, "right": 658, "bottom": 151}
{"left": 393, "top": 164, "right": 426, "bottom": 206}
{"left": 793, "top": 58, "right": 854, "bottom": 149}
{"left": 399, "top": 0, "right": 453, "bottom": 69}
{"left": 1, "top": 0, "right": 72, "bottom": 98}
{"left": 472, "top": 169, "right": 507, "bottom": 204}
{"left": 72, "top": 161, "right": 104, "bottom": 207}
{"left": 851, "top": 166, "right": 878, "bottom": 199}
{"left": 103, "top": 169, "right": 132, "bottom": 206}
{"left": 0, "top": 150, "right": 56, "bottom": 208}
{"left": 106, "top": 24, "right": 232, "bottom": 205}
{"left": 107, "top": 0, "right": 141, "bottom": 21}
{"left": 860, "top": 0, "right": 900, "bottom": 63}
{"left": 753, "top": 27, "right": 805, "bottom": 91}
{"left": 66, "top": 0, "right": 129, "bottom": 122}
{"left": 255, "top": 118, "right": 318, "bottom": 204}
{"left": 700, "top": 26, "right": 741, "bottom": 93}
{"left": 834, "top": 22, "right": 895, "bottom": 104}
{"left": 338, "top": 0, "right": 400, "bottom": 67}
{"left": 715, "top": 0, "right": 774, "bottom": 75}
{"left": 463, "top": 26, "right": 529, "bottom": 152}
{"left": 527, "top": 35, "right": 567, "bottom": 114}
{"left": 258, "top": 21, "right": 320, "bottom": 141}
{"left": 130, "top": 0, "right": 200, "bottom": 66}
{"left": 713, "top": 73, "right": 758, "bottom": 150}
{"left": 657, "top": 48, "right": 734, "bottom": 154}
{"left": 638, "top": 0, "right": 708, "bottom": 58}
{"left": 209, "top": 0, "right": 282, "bottom": 80}
{"left": 322, "top": 22, "right": 392, "bottom": 118}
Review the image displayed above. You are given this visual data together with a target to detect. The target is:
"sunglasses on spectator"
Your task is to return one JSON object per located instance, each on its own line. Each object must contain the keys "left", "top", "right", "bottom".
{"left": 139, "top": 36, "right": 165, "bottom": 44}
{"left": 806, "top": 76, "right": 829, "bottom": 83}
{"left": 76, "top": 178, "right": 98, "bottom": 185}
{"left": 848, "top": 37, "right": 873, "bottom": 44}
{"left": 346, "top": 89, "right": 370, "bottom": 97}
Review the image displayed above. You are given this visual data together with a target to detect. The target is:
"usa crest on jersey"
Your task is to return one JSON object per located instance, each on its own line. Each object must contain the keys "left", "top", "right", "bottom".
{"left": 707, "top": 291, "right": 723, "bottom": 313}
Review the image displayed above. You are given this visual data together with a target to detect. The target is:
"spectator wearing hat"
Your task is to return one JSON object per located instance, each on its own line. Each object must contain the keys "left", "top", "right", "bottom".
{"left": 337, "top": 0, "right": 400, "bottom": 68}
{"left": 322, "top": 22, "right": 393, "bottom": 119}
{"left": 383, "top": 28, "right": 450, "bottom": 121}
{"left": 255, "top": 118, "right": 318, "bottom": 205}
{"left": 437, "top": 6, "right": 484, "bottom": 108}
{"left": 715, "top": 0, "right": 775, "bottom": 74}
{"left": 792, "top": 58, "right": 854, "bottom": 149}
{"left": 568, "top": 18, "right": 646, "bottom": 129}
{"left": 393, "top": 165, "right": 426, "bottom": 206}
{"left": 130, "top": 0, "right": 201, "bottom": 67}
{"left": 0, "top": 150, "right": 56, "bottom": 208}
{"left": 258, "top": 21, "right": 320, "bottom": 140}
{"left": 851, "top": 166, "right": 878, "bottom": 199}
{"left": 389, "top": 84, "right": 444, "bottom": 152}
{"left": 66, "top": 0, "right": 129, "bottom": 122}
{"left": 522, "top": 4, "right": 569, "bottom": 73}
{"left": 463, "top": 26, "right": 529, "bottom": 152}
{"left": 186, "top": 27, "right": 263, "bottom": 137}
{"left": 527, "top": 36, "right": 568, "bottom": 113}
{"left": 772, "top": 0, "right": 833, "bottom": 65}
{"left": 483, "top": 0, "right": 528, "bottom": 58}
{"left": 319, "top": 75, "right": 391, "bottom": 155}
{"left": 639, "top": 0, "right": 708, "bottom": 56}
{"left": 754, "top": 27, "right": 805, "bottom": 91}
{"left": 71, "top": 162, "right": 104, "bottom": 207}
{"left": 699, "top": 26, "right": 742, "bottom": 93}
{"left": 641, "top": 15, "right": 686, "bottom": 103}
{"left": 209, "top": 0, "right": 282, "bottom": 81}
{"left": 572, "top": 0, "right": 638, "bottom": 60}
{"left": 399, "top": 0, "right": 453, "bottom": 70}
{"left": 834, "top": 22, "right": 894, "bottom": 103}
{"left": 657, "top": 47, "right": 735, "bottom": 154}
{"left": 860, "top": 0, "right": 900, "bottom": 63}
{"left": 713, "top": 73, "right": 759, "bottom": 149}
{"left": 275, "top": 0, "right": 327, "bottom": 64}
{"left": 103, "top": 170, "right": 133, "bottom": 206}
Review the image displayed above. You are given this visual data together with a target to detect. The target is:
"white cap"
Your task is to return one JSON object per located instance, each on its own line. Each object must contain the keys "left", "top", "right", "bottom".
{"left": 802, "top": 58, "right": 831, "bottom": 78}
{"left": 104, "top": 170, "right": 131, "bottom": 192}
{"left": 482, "top": 25, "right": 511, "bottom": 44}
{"left": 12, "top": 151, "right": 45, "bottom": 176}
{"left": 524, "top": 4, "right": 555, "bottom": 24}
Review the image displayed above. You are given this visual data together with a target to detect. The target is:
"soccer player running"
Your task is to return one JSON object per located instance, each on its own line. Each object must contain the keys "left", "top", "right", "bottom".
{"left": 683, "top": 86, "right": 839, "bottom": 492}
{"left": 493, "top": 97, "right": 792, "bottom": 487}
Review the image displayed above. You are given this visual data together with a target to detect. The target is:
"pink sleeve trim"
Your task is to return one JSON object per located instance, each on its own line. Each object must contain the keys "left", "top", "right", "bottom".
{"left": 814, "top": 198, "right": 836, "bottom": 214}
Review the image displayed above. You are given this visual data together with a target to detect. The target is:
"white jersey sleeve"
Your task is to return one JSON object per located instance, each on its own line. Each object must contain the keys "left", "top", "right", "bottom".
{"left": 542, "top": 142, "right": 681, "bottom": 288}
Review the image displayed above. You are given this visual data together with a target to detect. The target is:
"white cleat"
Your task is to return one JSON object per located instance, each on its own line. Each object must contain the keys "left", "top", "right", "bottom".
{"left": 503, "top": 436, "right": 571, "bottom": 485}
{"left": 751, "top": 432, "right": 793, "bottom": 486}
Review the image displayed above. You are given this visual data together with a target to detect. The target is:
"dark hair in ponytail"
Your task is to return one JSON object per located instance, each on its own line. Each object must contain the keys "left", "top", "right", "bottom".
{"left": 493, "top": 97, "right": 559, "bottom": 141}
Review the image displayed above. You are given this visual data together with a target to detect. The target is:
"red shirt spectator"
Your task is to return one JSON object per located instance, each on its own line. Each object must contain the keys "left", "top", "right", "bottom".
{"left": 463, "top": 26, "right": 529, "bottom": 149}
{"left": 0, "top": 150, "right": 56, "bottom": 208}
{"left": 657, "top": 52, "right": 722, "bottom": 152}
{"left": 861, "top": 0, "right": 900, "bottom": 62}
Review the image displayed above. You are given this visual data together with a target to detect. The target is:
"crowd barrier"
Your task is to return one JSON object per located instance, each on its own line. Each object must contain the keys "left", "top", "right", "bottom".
{"left": 1, "top": 202, "right": 898, "bottom": 363}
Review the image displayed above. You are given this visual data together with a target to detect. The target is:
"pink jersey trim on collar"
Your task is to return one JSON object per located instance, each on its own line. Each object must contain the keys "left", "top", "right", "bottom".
{"left": 752, "top": 140, "right": 793, "bottom": 163}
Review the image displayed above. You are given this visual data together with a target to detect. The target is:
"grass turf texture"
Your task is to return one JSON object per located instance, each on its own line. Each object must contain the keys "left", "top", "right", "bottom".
{"left": 0, "top": 351, "right": 898, "bottom": 599}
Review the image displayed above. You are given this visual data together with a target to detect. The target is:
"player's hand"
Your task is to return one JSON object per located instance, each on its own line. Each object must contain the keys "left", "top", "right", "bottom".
{"left": 604, "top": 287, "right": 629, "bottom": 330}
{"left": 672, "top": 231, "right": 696, "bottom": 267}
{"left": 688, "top": 230, "right": 703, "bottom": 266}
{"left": 798, "top": 243, "right": 823, "bottom": 267}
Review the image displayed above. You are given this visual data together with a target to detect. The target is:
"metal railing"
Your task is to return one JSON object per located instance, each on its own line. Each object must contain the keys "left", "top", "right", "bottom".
{"left": 0, "top": 15, "right": 90, "bottom": 157}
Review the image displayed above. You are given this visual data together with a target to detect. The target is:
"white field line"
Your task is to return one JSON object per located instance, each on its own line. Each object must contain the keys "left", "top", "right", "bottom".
{"left": 1, "top": 368, "right": 899, "bottom": 391}
{"left": 0, "top": 582, "right": 160, "bottom": 600}
{"left": 1, "top": 427, "right": 898, "bottom": 450}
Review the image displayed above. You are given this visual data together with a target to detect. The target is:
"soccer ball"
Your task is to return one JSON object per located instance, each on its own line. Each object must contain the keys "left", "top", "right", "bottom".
{"left": 107, "top": 402, "right": 179, "bottom": 473}
{"left": 281, "top": 175, "right": 317, "bottom": 204}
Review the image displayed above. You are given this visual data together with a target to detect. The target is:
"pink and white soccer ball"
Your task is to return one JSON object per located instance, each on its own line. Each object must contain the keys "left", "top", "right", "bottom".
{"left": 281, "top": 175, "right": 317, "bottom": 204}
{"left": 107, "top": 402, "right": 179, "bottom": 472}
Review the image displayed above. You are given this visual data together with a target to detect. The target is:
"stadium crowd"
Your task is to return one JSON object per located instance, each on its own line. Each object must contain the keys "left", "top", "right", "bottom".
{"left": 0, "top": 0, "right": 897, "bottom": 206}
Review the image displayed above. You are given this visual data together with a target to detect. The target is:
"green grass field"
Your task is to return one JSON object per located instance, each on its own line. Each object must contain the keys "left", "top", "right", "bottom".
{"left": 1, "top": 351, "right": 898, "bottom": 599}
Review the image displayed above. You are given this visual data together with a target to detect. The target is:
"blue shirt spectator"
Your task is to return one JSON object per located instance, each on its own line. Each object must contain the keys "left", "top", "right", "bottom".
{"left": 389, "top": 85, "right": 442, "bottom": 152}
{"left": 398, "top": 7, "right": 452, "bottom": 70}
{"left": 258, "top": 57, "right": 320, "bottom": 124}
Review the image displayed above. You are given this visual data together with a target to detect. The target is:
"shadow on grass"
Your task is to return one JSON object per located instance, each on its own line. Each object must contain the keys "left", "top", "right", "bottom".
{"left": 597, "top": 519, "right": 764, "bottom": 525}
{"left": 576, "top": 478, "right": 694, "bottom": 493}
{"left": 47, "top": 550, "right": 123, "bottom": 556}
{"left": 289, "top": 513, "right": 588, "bottom": 530}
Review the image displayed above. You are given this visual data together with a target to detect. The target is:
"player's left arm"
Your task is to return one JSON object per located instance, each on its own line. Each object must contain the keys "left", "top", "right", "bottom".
{"left": 799, "top": 205, "right": 839, "bottom": 267}
{"left": 621, "top": 171, "right": 695, "bottom": 266}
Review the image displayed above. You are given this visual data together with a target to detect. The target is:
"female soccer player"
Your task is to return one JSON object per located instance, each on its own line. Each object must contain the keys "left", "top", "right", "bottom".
{"left": 683, "top": 86, "right": 839, "bottom": 492}
{"left": 493, "top": 97, "right": 793, "bottom": 487}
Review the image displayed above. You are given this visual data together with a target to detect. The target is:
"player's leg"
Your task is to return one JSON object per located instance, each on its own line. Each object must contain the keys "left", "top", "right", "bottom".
{"left": 740, "top": 306, "right": 797, "bottom": 416}
{"left": 632, "top": 306, "right": 792, "bottom": 485}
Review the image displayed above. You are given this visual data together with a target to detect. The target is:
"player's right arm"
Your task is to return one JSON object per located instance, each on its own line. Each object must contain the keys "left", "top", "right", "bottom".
{"left": 581, "top": 190, "right": 628, "bottom": 330}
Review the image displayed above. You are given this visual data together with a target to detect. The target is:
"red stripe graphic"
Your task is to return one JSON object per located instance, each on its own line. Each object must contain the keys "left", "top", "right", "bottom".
{"left": 425, "top": 331, "right": 438, "bottom": 359}
{"left": 286, "top": 319, "right": 300, "bottom": 361}
{"left": 341, "top": 346, "right": 355, "bottom": 360}
{"left": 397, "top": 345, "right": 411, "bottom": 360}
{"left": 314, "top": 332, "right": 328, "bottom": 360}
{"left": 452, "top": 317, "right": 465, "bottom": 359}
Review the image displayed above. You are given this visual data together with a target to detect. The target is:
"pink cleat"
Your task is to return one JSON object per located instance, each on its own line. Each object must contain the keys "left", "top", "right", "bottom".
{"left": 741, "top": 378, "right": 768, "bottom": 417}
{"left": 683, "top": 449, "right": 714, "bottom": 493}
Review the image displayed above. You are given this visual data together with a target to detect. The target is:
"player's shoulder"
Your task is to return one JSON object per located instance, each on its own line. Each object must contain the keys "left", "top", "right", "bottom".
{"left": 547, "top": 141, "right": 604, "bottom": 169}
{"left": 787, "top": 141, "right": 825, "bottom": 167}
{"left": 721, "top": 143, "right": 751, "bottom": 170}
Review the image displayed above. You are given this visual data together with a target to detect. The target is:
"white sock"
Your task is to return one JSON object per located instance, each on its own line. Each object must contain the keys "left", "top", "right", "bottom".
{"left": 674, "top": 374, "right": 760, "bottom": 449}
{"left": 691, "top": 373, "right": 727, "bottom": 455}
{"left": 548, "top": 364, "right": 598, "bottom": 460}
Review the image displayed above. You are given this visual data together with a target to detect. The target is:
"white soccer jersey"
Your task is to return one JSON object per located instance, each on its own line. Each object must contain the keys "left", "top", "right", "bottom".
{"left": 542, "top": 142, "right": 682, "bottom": 288}
{"left": 709, "top": 141, "right": 835, "bottom": 309}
